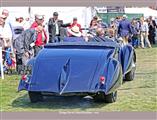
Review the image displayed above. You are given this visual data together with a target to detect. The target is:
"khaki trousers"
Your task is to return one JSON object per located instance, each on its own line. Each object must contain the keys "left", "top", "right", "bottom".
{"left": 140, "top": 32, "right": 151, "bottom": 48}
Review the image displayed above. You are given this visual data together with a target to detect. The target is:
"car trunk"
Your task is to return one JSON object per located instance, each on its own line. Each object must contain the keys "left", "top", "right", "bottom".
{"left": 29, "top": 44, "right": 115, "bottom": 94}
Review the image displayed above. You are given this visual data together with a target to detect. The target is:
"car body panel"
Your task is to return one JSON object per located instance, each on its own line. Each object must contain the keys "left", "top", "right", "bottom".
{"left": 18, "top": 41, "right": 135, "bottom": 96}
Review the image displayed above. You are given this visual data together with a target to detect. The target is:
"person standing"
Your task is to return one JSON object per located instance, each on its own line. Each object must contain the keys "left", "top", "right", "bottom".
{"left": 48, "top": 12, "right": 70, "bottom": 43}
{"left": 148, "top": 16, "right": 157, "bottom": 45}
{"left": 31, "top": 14, "right": 47, "bottom": 56}
{"left": 118, "top": 15, "right": 132, "bottom": 45}
{"left": 108, "top": 18, "right": 117, "bottom": 38}
{"left": 131, "top": 18, "right": 139, "bottom": 48}
{"left": 13, "top": 26, "right": 42, "bottom": 66}
{"left": 10, "top": 14, "right": 25, "bottom": 43}
{"left": 140, "top": 17, "right": 151, "bottom": 48}
{"left": 0, "top": 14, "right": 12, "bottom": 48}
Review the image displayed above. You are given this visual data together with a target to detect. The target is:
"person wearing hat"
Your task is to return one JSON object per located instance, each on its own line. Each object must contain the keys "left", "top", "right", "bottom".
{"left": 31, "top": 14, "right": 47, "bottom": 56}
{"left": 63, "top": 26, "right": 84, "bottom": 42}
{"left": 68, "top": 17, "right": 82, "bottom": 33}
{"left": 118, "top": 14, "right": 133, "bottom": 45}
{"left": 10, "top": 14, "right": 25, "bottom": 42}
{"left": 97, "top": 17, "right": 108, "bottom": 29}
{"left": 68, "top": 25, "right": 82, "bottom": 37}
{"left": 48, "top": 12, "right": 70, "bottom": 43}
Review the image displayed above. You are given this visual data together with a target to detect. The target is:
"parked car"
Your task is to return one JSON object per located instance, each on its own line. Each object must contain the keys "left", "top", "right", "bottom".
{"left": 18, "top": 38, "right": 136, "bottom": 103}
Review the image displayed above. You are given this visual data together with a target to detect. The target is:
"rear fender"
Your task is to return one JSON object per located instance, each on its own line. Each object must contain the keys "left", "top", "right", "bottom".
{"left": 119, "top": 45, "right": 136, "bottom": 76}
{"left": 18, "top": 58, "right": 35, "bottom": 91}
{"left": 99, "top": 58, "right": 122, "bottom": 94}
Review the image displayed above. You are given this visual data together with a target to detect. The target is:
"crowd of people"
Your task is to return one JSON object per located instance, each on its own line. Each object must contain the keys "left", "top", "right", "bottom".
{"left": 0, "top": 9, "right": 157, "bottom": 74}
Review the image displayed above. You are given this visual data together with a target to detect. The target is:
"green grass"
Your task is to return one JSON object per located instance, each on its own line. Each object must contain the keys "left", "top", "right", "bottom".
{"left": 0, "top": 46, "right": 157, "bottom": 112}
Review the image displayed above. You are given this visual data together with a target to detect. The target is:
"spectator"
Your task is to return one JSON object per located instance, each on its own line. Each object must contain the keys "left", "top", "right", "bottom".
{"left": 97, "top": 17, "right": 108, "bottom": 28}
{"left": 89, "top": 19, "right": 98, "bottom": 30}
{"left": 140, "top": 17, "right": 151, "bottom": 48}
{"left": 89, "top": 16, "right": 99, "bottom": 33}
{"left": 10, "top": 14, "right": 25, "bottom": 43}
{"left": 13, "top": 26, "right": 42, "bottom": 66}
{"left": 108, "top": 18, "right": 117, "bottom": 38}
{"left": 1, "top": 9, "right": 12, "bottom": 39}
{"left": 31, "top": 14, "right": 47, "bottom": 56}
{"left": 135, "top": 18, "right": 141, "bottom": 48}
{"left": 131, "top": 18, "right": 139, "bottom": 48}
{"left": 0, "top": 14, "right": 12, "bottom": 48}
{"left": 48, "top": 12, "right": 70, "bottom": 43}
{"left": 23, "top": 17, "right": 31, "bottom": 30}
{"left": 64, "top": 26, "right": 84, "bottom": 42}
{"left": 90, "top": 27, "right": 107, "bottom": 42}
{"left": 118, "top": 15, "right": 132, "bottom": 45}
{"left": 115, "top": 16, "right": 121, "bottom": 29}
{"left": 148, "top": 16, "right": 157, "bottom": 45}
{"left": 1, "top": 9, "right": 10, "bottom": 25}
{"left": 69, "top": 17, "right": 82, "bottom": 33}
{"left": 0, "top": 15, "right": 6, "bottom": 48}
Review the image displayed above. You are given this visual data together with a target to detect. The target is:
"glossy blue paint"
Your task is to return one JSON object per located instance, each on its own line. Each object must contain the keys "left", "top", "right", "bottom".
{"left": 18, "top": 41, "right": 135, "bottom": 95}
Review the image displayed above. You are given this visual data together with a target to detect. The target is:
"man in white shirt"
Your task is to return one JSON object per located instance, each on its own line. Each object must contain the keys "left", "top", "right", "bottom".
{"left": 48, "top": 12, "right": 70, "bottom": 43}
{"left": 140, "top": 17, "right": 151, "bottom": 48}
{"left": 0, "top": 14, "right": 12, "bottom": 48}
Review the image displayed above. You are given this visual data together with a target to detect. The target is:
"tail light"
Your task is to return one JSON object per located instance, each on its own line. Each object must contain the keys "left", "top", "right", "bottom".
{"left": 21, "top": 75, "right": 27, "bottom": 81}
{"left": 19, "top": 65, "right": 32, "bottom": 82}
{"left": 100, "top": 76, "right": 105, "bottom": 84}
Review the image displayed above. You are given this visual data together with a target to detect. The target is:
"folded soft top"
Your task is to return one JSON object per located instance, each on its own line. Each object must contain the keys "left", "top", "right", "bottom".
{"left": 44, "top": 42, "right": 120, "bottom": 49}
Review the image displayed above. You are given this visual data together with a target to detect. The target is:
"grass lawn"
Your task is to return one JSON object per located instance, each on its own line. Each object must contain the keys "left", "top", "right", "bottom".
{"left": 0, "top": 46, "right": 157, "bottom": 112}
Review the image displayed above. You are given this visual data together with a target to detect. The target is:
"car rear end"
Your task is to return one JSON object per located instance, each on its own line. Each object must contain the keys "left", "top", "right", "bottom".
{"left": 18, "top": 42, "right": 123, "bottom": 103}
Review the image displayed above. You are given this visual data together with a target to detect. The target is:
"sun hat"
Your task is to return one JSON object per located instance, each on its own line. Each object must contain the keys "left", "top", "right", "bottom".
{"left": 68, "top": 26, "right": 82, "bottom": 37}
{"left": 35, "top": 14, "right": 44, "bottom": 20}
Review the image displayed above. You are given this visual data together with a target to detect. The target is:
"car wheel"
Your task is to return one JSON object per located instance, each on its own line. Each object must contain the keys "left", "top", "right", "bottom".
{"left": 28, "top": 91, "right": 43, "bottom": 103}
{"left": 125, "top": 68, "right": 135, "bottom": 81}
{"left": 94, "top": 91, "right": 117, "bottom": 103}
{"left": 125, "top": 52, "right": 136, "bottom": 81}
{"left": 104, "top": 91, "right": 117, "bottom": 103}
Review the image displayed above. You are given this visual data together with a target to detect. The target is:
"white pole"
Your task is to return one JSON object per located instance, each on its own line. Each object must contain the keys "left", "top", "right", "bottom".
{"left": 0, "top": 47, "right": 4, "bottom": 79}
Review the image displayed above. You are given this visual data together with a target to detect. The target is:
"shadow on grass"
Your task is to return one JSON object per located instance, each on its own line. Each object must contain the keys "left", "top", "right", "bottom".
{"left": 12, "top": 94, "right": 107, "bottom": 110}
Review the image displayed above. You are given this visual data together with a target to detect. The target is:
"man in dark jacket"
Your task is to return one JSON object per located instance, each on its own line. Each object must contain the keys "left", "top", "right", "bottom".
{"left": 13, "top": 28, "right": 37, "bottom": 67}
{"left": 48, "top": 12, "right": 70, "bottom": 43}
{"left": 118, "top": 15, "right": 132, "bottom": 45}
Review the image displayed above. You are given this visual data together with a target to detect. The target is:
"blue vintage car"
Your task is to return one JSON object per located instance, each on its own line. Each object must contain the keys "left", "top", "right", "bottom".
{"left": 18, "top": 39, "right": 136, "bottom": 103}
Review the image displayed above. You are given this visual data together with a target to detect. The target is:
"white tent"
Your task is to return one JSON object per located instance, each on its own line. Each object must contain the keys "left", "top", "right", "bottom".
{"left": 125, "top": 7, "right": 157, "bottom": 18}
{"left": 0, "top": 7, "right": 93, "bottom": 28}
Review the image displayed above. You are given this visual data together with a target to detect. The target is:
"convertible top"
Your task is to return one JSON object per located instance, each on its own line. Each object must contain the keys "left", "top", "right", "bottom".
{"left": 45, "top": 41, "right": 120, "bottom": 49}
